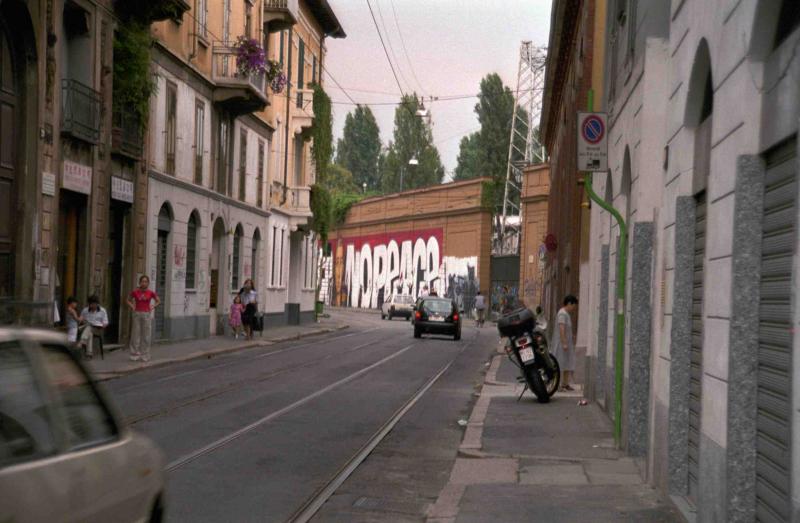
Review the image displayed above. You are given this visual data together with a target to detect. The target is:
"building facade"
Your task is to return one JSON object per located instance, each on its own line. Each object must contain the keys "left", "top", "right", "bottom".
{"left": 543, "top": 0, "right": 800, "bottom": 520}
{"left": 324, "top": 178, "right": 493, "bottom": 316}
{"left": 146, "top": 0, "right": 344, "bottom": 339}
{"left": 518, "top": 163, "right": 550, "bottom": 309}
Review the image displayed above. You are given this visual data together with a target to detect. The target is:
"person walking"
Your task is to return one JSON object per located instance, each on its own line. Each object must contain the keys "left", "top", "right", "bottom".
{"left": 126, "top": 275, "right": 160, "bottom": 362}
{"left": 239, "top": 279, "right": 258, "bottom": 340}
{"left": 229, "top": 295, "right": 244, "bottom": 339}
{"left": 551, "top": 295, "right": 578, "bottom": 391}
{"left": 79, "top": 295, "right": 108, "bottom": 360}
{"left": 474, "top": 291, "right": 486, "bottom": 327}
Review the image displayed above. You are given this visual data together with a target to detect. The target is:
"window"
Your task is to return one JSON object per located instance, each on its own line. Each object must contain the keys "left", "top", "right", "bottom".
{"left": 279, "top": 31, "right": 285, "bottom": 66}
{"left": 196, "top": 0, "right": 207, "bottom": 39}
{"left": 775, "top": 0, "right": 800, "bottom": 48}
{"left": 0, "top": 341, "right": 57, "bottom": 467}
{"left": 39, "top": 344, "right": 118, "bottom": 450}
{"left": 303, "top": 236, "right": 309, "bottom": 288}
{"left": 251, "top": 230, "right": 260, "bottom": 287}
{"left": 232, "top": 226, "right": 242, "bottom": 290}
{"left": 257, "top": 139, "right": 265, "bottom": 207}
{"left": 239, "top": 129, "right": 247, "bottom": 202}
{"left": 165, "top": 81, "right": 177, "bottom": 175}
{"left": 186, "top": 213, "right": 198, "bottom": 289}
{"left": 194, "top": 100, "right": 205, "bottom": 185}
{"left": 626, "top": 0, "right": 637, "bottom": 59}
{"left": 294, "top": 137, "right": 303, "bottom": 187}
{"left": 271, "top": 226, "right": 277, "bottom": 286}
{"left": 245, "top": 0, "right": 253, "bottom": 38}
{"left": 312, "top": 55, "right": 317, "bottom": 85}
{"left": 279, "top": 229, "right": 285, "bottom": 286}
{"left": 217, "top": 115, "right": 229, "bottom": 194}
{"left": 297, "top": 38, "right": 305, "bottom": 107}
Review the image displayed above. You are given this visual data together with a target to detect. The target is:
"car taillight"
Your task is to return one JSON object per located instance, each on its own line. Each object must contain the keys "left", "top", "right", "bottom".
{"left": 415, "top": 311, "right": 422, "bottom": 320}
{"left": 453, "top": 313, "right": 459, "bottom": 322}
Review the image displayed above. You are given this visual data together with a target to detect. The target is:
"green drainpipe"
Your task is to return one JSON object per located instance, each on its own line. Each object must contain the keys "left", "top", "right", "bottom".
{"left": 582, "top": 89, "right": 627, "bottom": 447}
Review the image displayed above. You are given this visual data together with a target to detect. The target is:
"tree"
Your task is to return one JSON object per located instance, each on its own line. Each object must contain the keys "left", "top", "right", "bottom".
{"left": 380, "top": 94, "right": 444, "bottom": 193}
{"left": 335, "top": 105, "right": 382, "bottom": 191}
{"left": 453, "top": 132, "right": 481, "bottom": 181}
{"left": 323, "top": 164, "right": 359, "bottom": 194}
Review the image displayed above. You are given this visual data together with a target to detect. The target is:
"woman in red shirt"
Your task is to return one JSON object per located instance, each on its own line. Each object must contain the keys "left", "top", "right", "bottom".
{"left": 126, "top": 275, "right": 161, "bottom": 362}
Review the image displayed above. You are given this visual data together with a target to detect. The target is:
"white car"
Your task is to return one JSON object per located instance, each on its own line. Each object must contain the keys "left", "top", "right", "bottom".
{"left": 381, "top": 294, "right": 415, "bottom": 320}
{"left": 0, "top": 328, "right": 166, "bottom": 523}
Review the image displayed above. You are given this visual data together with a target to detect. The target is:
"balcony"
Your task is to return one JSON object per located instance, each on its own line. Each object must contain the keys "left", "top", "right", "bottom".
{"left": 111, "top": 107, "right": 143, "bottom": 160}
{"left": 289, "top": 186, "right": 311, "bottom": 213}
{"left": 61, "top": 79, "right": 101, "bottom": 144}
{"left": 263, "top": 0, "right": 298, "bottom": 32}
{"left": 211, "top": 44, "right": 268, "bottom": 115}
{"left": 292, "top": 88, "right": 315, "bottom": 133}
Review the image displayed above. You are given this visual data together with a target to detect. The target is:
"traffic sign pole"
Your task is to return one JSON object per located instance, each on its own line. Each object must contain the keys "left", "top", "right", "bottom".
{"left": 580, "top": 90, "right": 627, "bottom": 449}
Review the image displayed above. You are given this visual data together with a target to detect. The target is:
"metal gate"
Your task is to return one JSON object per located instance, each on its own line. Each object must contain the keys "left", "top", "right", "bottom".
{"left": 155, "top": 231, "right": 168, "bottom": 339}
{"left": 688, "top": 191, "right": 706, "bottom": 503}
{"left": 756, "top": 145, "right": 796, "bottom": 522}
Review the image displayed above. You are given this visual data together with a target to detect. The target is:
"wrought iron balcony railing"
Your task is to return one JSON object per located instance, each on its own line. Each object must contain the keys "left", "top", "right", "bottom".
{"left": 111, "top": 107, "right": 143, "bottom": 159}
{"left": 263, "top": 0, "right": 299, "bottom": 30}
{"left": 61, "top": 79, "right": 101, "bottom": 144}
{"left": 212, "top": 44, "right": 267, "bottom": 94}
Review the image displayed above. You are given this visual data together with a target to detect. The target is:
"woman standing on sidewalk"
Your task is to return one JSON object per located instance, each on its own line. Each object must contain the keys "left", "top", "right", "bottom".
{"left": 551, "top": 295, "right": 578, "bottom": 391}
{"left": 126, "top": 275, "right": 160, "bottom": 362}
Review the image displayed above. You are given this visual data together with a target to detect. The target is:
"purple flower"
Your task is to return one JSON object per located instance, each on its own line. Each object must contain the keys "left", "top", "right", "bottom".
{"left": 270, "top": 72, "right": 287, "bottom": 94}
{"left": 235, "top": 36, "right": 266, "bottom": 76}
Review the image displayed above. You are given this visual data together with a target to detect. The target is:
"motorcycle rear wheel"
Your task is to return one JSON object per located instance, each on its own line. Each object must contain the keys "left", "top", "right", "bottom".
{"left": 545, "top": 354, "right": 561, "bottom": 397}
{"left": 524, "top": 366, "right": 550, "bottom": 403}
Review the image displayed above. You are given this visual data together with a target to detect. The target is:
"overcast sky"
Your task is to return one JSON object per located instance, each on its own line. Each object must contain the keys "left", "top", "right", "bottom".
{"left": 324, "top": 0, "right": 552, "bottom": 179}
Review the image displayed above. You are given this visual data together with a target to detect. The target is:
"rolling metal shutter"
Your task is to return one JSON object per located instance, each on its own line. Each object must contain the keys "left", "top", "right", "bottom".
{"left": 756, "top": 145, "right": 796, "bottom": 523}
{"left": 688, "top": 191, "right": 706, "bottom": 502}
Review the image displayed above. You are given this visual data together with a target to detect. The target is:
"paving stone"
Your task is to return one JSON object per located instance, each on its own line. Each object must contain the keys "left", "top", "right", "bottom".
{"left": 449, "top": 458, "right": 518, "bottom": 484}
{"left": 519, "top": 464, "right": 588, "bottom": 485}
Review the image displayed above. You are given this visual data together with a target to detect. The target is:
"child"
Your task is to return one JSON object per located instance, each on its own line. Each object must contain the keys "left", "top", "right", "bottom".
{"left": 229, "top": 295, "right": 244, "bottom": 339}
{"left": 65, "top": 297, "right": 81, "bottom": 348}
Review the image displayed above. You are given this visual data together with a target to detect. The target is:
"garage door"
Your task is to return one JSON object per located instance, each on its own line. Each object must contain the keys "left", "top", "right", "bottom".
{"left": 688, "top": 190, "right": 706, "bottom": 503}
{"left": 756, "top": 144, "right": 796, "bottom": 522}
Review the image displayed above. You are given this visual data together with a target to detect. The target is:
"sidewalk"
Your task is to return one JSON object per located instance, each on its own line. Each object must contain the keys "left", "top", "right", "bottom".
{"left": 426, "top": 343, "right": 680, "bottom": 523}
{"left": 88, "top": 316, "right": 348, "bottom": 381}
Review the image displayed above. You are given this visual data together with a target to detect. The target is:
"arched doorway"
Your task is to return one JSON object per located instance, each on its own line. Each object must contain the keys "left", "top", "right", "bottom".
{"left": 251, "top": 228, "right": 261, "bottom": 287}
{"left": 155, "top": 204, "right": 172, "bottom": 340}
{"left": 0, "top": 24, "right": 16, "bottom": 303}
{"left": 210, "top": 217, "right": 226, "bottom": 334}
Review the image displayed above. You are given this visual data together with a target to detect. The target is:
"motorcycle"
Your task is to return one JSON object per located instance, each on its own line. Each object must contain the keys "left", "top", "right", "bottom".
{"left": 498, "top": 307, "right": 561, "bottom": 403}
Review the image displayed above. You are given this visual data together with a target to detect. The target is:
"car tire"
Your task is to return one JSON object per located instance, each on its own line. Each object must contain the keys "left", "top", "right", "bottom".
{"left": 454, "top": 328, "right": 461, "bottom": 341}
{"left": 388, "top": 312, "right": 393, "bottom": 320}
{"left": 149, "top": 495, "right": 165, "bottom": 523}
{"left": 406, "top": 316, "right": 410, "bottom": 321}
{"left": 381, "top": 313, "right": 385, "bottom": 320}
{"left": 414, "top": 327, "right": 421, "bottom": 338}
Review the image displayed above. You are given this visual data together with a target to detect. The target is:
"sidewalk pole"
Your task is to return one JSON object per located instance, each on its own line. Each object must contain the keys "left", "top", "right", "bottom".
{"left": 582, "top": 90, "right": 628, "bottom": 448}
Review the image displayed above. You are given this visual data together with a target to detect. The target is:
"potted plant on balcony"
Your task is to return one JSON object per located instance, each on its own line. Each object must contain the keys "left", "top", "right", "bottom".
{"left": 267, "top": 61, "right": 287, "bottom": 94}
{"left": 234, "top": 36, "right": 287, "bottom": 94}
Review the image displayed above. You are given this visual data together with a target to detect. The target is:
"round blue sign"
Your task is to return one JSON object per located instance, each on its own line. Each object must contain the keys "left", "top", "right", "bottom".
{"left": 581, "top": 115, "right": 605, "bottom": 144}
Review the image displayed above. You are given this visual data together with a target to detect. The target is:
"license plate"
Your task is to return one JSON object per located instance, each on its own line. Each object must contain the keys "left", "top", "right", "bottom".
{"left": 519, "top": 347, "right": 534, "bottom": 363}
{"left": 430, "top": 315, "right": 444, "bottom": 322}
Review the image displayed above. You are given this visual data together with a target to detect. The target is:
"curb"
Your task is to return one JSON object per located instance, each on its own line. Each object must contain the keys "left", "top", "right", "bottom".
{"left": 93, "top": 324, "right": 349, "bottom": 382}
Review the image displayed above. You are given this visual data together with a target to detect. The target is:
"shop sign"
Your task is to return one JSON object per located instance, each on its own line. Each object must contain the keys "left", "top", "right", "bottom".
{"left": 42, "top": 172, "right": 56, "bottom": 196}
{"left": 62, "top": 160, "right": 92, "bottom": 195}
{"left": 111, "top": 176, "right": 134, "bottom": 203}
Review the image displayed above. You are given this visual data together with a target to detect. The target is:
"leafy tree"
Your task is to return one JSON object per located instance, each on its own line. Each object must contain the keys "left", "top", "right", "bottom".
{"left": 380, "top": 94, "right": 444, "bottom": 193}
{"left": 323, "top": 164, "right": 359, "bottom": 194}
{"left": 335, "top": 105, "right": 382, "bottom": 191}
{"left": 453, "top": 132, "right": 481, "bottom": 181}
{"left": 474, "top": 73, "right": 516, "bottom": 182}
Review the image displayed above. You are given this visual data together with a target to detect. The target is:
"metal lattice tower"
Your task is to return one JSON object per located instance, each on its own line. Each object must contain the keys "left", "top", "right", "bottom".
{"left": 494, "top": 42, "right": 547, "bottom": 255}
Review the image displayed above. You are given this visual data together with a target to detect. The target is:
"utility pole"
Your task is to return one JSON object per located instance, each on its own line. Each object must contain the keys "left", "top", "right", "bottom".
{"left": 495, "top": 42, "right": 547, "bottom": 255}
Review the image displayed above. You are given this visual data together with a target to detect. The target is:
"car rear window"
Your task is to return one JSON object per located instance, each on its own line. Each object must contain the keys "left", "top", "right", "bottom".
{"left": 396, "top": 296, "right": 413, "bottom": 304}
{"left": 422, "top": 299, "right": 452, "bottom": 314}
{"left": 0, "top": 340, "right": 57, "bottom": 467}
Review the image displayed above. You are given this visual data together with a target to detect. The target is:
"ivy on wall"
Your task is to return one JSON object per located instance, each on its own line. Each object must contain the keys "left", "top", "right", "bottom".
{"left": 308, "top": 83, "right": 334, "bottom": 241}
{"left": 112, "top": 20, "right": 155, "bottom": 128}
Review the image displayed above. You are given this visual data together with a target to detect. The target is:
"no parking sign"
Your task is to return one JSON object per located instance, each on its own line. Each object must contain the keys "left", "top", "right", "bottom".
{"left": 577, "top": 112, "right": 608, "bottom": 171}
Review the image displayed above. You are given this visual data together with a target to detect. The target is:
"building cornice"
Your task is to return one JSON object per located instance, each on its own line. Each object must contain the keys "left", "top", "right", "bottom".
{"left": 332, "top": 206, "right": 489, "bottom": 232}
{"left": 148, "top": 169, "right": 272, "bottom": 219}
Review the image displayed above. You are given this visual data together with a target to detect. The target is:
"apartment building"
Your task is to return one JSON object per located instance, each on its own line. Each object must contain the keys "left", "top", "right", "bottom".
{"left": 146, "top": 0, "right": 344, "bottom": 339}
{"left": 544, "top": 0, "right": 800, "bottom": 520}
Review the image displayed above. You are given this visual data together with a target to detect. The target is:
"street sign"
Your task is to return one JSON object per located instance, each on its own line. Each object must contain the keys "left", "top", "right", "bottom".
{"left": 577, "top": 112, "right": 608, "bottom": 171}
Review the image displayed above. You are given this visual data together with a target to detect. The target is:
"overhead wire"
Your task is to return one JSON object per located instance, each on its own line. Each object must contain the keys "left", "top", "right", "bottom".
{"left": 388, "top": 0, "right": 428, "bottom": 96}
{"left": 374, "top": 0, "right": 413, "bottom": 94}
{"left": 365, "top": 0, "right": 406, "bottom": 97}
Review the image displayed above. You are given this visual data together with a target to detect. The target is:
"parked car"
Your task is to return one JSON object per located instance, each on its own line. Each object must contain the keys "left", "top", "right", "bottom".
{"left": 413, "top": 297, "right": 462, "bottom": 340}
{"left": 0, "top": 328, "right": 166, "bottom": 523}
{"left": 381, "top": 294, "right": 414, "bottom": 320}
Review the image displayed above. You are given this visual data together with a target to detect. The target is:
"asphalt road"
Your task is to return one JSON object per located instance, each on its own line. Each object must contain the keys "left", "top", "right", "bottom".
{"left": 106, "top": 309, "right": 495, "bottom": 522}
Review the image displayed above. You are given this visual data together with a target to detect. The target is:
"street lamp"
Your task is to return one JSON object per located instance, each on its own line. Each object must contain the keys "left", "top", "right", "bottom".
{"left": 400, "top": 157, "right": 418, "bottom": 193}
{"left": 362, "top": 182, "right": 367, "bottom": 194}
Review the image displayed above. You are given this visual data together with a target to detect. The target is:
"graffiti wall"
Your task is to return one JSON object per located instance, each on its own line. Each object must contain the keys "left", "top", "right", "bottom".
{"left": 323, "top": 228, "right": 479, "bottom": 312}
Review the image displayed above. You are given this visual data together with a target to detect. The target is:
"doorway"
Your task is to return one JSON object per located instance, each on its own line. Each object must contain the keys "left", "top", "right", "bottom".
{"left": 155, "top": 205, "right": 171, "bottom": 340}
{"left": 210, "top": 217, "right": 226, "bottom": 334}
{"left": 57, "top": 190, "right": 87, "bottom": 317}
{"left": 0, "top": 24, "right": 17, "bottom": 303}
{"left": 106, "top": 200, "right": 129, "bottom": 342}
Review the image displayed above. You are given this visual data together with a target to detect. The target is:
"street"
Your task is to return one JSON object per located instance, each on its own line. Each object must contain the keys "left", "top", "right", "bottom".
{"left": 107, "top": 310, "right": 492, "bottom": 522}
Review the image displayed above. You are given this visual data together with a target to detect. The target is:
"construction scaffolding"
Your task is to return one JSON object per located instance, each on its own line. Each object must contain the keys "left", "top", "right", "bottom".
{"left": 493, "top": 42, "right": 547, "bottom": 256}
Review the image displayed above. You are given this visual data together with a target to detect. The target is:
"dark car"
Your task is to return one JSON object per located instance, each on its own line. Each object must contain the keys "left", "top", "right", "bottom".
{"left": 413, "top": 297, "right": 462, "bottom": 340}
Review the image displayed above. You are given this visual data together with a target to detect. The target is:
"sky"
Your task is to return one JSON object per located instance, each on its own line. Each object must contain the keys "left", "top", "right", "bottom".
{"left": 324, "top": 0, "right": 552, "bottom": 179}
